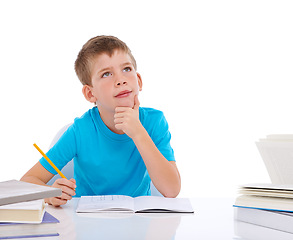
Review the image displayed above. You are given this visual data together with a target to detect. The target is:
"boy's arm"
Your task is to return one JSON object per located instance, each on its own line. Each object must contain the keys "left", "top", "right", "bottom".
{"left": 20, "top": 162, "right": 76, "bottom": 206}
{"left": 132, "top": 129, "right": 181, "bottom": 197}
{"left": 114, "top": 96, "right": 181, "bottom": 197}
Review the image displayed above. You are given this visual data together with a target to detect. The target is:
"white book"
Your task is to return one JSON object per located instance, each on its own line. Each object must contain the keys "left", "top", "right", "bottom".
{"left": 238, "top": 183, "right": 293, "bottom": 198}
{"left": 76, "top": 195, "right": 194, "bottom": 213}
{"left": 0, "top": 199, "right": 45, "bottom": 223}
{"left": 256, "top": 135, "right": 293, "bottom": 184}
{"left": 234, "top": 207, "right": 293, "bottom": 234}
{"left": 234, "top": 195, "right": 293, "bottom": 212}
{"left": 0, "top": 180, "right": 62, "bottom": 206}
{"left": 234, "top": 184, "right": 293, "bottom": 212}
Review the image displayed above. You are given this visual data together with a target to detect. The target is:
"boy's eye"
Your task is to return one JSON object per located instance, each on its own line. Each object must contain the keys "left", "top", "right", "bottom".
{"left": 123, "top": 67, "right": 131, "bottom": 72}
{"left": 102, "top": 72, "right": 111, "bottom": 78}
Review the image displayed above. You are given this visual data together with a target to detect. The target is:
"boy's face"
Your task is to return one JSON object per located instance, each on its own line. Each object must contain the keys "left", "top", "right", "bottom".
{"left": 84, "top": 49, "right": 142, "bottom": 113}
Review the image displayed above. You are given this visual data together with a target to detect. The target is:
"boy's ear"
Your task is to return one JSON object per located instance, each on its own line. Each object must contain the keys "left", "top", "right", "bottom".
{"left": 137, "top": 73, "right": 143, "bottom": 91}
{"left": 82, "top": 85, "right": 97, "bottom": 103}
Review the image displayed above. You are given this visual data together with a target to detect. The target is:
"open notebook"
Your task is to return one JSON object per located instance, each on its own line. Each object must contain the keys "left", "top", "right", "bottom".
{"left": 76, "top": 195, "right": 194, "bottom": 213}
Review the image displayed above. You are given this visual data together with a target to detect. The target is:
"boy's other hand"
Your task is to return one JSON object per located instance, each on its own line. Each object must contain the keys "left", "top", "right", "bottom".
{"left": 114, "top": 95, "right": 144, "bottom": 139}
{"left": 46, "top": 178, "right": 76, "bottom": 207}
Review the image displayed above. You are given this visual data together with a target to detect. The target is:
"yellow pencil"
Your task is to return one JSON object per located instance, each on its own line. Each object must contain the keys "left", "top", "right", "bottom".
{"left": 33, "top": 143, "right": 67, "bottom": 179}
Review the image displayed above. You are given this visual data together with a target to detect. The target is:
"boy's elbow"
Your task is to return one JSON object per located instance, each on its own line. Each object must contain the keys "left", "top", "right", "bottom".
{"left": 162, "top": 183, "right": 181, "bottom": 198}
{"left": 164, "top": 192, "right": 179, "bottom": 198}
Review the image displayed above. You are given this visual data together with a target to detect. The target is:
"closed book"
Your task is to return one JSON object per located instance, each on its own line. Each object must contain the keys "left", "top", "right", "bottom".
{"left": 234, "top": 220, "right": 293, "bottom": 240}
{"left": 234, "top": 206, "right": 293, "bottom": 234}
{"left": 0, "top": 233, "right": 59, "bottom": 239}
{"left": 234, "top": 183, "right": 293, "bottom": 212}
{"left": 234, "top": 195, "right": 293, "bottom": 212}
{"left": 0, "top": 211, "right": 59, "bottom": 239}
{"left": 0, "top": 200, "right": 45, "bottom": 223}
{"left": 0, "top": 180, "right": 61, "bottom": 206}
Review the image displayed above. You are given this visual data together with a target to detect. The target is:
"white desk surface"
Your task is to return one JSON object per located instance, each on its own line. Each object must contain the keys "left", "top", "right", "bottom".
{"left": 43, "top": 197, "right": 293, "bottom": 240}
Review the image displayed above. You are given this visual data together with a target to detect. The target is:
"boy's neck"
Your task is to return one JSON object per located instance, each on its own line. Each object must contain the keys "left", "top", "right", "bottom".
{"left": 96, "top": 106, "right": 124, "bottom": 135}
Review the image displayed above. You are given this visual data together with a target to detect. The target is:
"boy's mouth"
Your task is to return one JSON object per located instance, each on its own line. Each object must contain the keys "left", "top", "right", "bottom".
{"left": 115, "top": 90, "right": 132, "bottom": 98}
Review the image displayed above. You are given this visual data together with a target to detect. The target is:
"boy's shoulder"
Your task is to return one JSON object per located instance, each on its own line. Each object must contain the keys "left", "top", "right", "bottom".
{"left": 139, "top": 107, "right": 167, "bottom": 126}
{"left": 71, "top": 107, "right": 97, "bottom": 127}
{"left": 74, "top": 107, "right": 93, "bottom": 119}
{"left": 139, "top": 107, "right": 164, "bottom": 118}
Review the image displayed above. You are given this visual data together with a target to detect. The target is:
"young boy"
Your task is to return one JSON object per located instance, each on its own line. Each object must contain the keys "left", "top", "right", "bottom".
{"left": 21, "top": 35, "right": 181, "bottom": 207}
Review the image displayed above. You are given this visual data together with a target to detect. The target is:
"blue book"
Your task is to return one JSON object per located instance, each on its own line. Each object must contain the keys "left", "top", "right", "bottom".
{"left": 0, "top": 212, "right": 59, "bottom": 239}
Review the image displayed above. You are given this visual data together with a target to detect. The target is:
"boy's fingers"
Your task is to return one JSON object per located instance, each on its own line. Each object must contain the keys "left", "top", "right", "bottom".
{"left": 114, "top": 112, "right": 124, "bottom": 119}
{"left": 60, "top": 185, "right": 76, "bottom": 196}
{"left": 60, "top": 191, "right": 73, "bottom": 200}
{"left": 49, "top": 178, "right": 76, "bottom": 207}
{"left": 115, "top": 123, "right": 123, "bottom": 130}
{"left": 70, "top": 178, "right": 76, "bottom": 184}
{"left": 115, "top": 107, "right": 128, "bottom": 113}
{"left": 56, "top": 178, "right": 76, "bottom": 189}
{"left": 114, "top": 118, "right": 123, "bottom": 124}
{"left": 51, "top": 197, "right": 67, "bottom": 207}
{"left": 69, "top": 178, "right": 77, "bottom": 189}
{"left": 133, "top": 95, "right": 140, "bottom": 110}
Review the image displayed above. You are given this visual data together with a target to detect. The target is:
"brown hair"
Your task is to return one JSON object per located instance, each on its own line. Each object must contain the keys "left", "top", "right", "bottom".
{"left": 74, "top": 35, "right": 137, "bottom": 86}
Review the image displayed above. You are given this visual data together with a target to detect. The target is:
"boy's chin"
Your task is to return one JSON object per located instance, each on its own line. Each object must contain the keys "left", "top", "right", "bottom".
{"left": 115, "top": 99, "right": 134, "bottom": 108}
{"left": 116, "top": 103, "right": 134, "bottom": 108}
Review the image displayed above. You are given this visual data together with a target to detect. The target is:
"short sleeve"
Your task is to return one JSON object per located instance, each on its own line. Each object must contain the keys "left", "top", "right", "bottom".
{"left": 151, "top": 112, "right": 175, "bottom": 162}
{"left": 39, "top": 124, "right": 78, "bottom": 175}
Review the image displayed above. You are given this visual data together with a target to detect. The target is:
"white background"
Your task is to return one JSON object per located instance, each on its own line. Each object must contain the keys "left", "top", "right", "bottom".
{"left": 0, "top": 0, "right": 292, "bottom": 198}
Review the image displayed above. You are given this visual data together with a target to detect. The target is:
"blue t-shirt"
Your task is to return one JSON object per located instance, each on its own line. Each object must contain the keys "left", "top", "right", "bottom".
{"left": 39, "top": 107, "right": 175, "bottom": 197}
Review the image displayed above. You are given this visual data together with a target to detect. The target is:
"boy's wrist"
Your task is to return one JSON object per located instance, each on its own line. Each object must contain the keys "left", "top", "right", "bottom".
{"left": 131, "top": 125, "right": 148, "bottom": 143}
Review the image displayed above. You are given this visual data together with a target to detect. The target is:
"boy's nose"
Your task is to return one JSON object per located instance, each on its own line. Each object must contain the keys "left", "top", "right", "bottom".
{"left": 115, "top": 79, "right": 127, "bottom": 86}
{"left": 114, "top": 71, "right": 128, "bottom": 87}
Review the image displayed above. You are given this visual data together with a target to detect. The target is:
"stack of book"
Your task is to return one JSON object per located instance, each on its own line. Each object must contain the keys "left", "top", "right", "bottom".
{"left": 234, "top": 183, "right": 293, "bottom": 234}
{"left": 234, "top": 134, "right": 293, "bottom": 235}
{"left": 0, "top": 180, "right": 62, "bottom": 239}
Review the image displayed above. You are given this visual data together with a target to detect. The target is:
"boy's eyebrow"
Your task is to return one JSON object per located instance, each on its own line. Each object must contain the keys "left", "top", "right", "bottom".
{"left": 120, "top": 62, "right": 132, "bottom": 67}
{"left": 98, "top": 67, "right": 111, "bottom": 74}
{"left": 97, "top": 62, "right": 133, "bottom": 74}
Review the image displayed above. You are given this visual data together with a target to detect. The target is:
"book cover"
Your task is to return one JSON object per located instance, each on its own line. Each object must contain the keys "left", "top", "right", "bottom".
{"left": 0, "top": 233, "right": 59, "bottom": 239}
{"left": 0, "top": 180, "right": 61, "bottom": 206}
